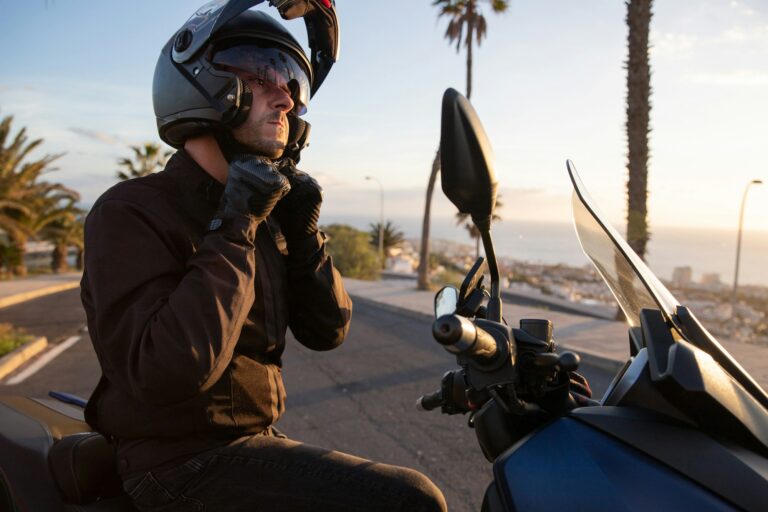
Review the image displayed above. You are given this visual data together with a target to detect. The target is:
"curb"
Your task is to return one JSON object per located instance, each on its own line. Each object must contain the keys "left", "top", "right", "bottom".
{"left": 557, "top": 345, "right": 625, "bottom": 374}
{"left": 350, "top": 293, "right": 626, "bottom": 373}
{"left": 350, "top": 294, "right": 435, "bottom": 324}
{"left": 0, "top": 281, "right": 80, "bottom": 309}
{"left": 0, "top": 336, "right": 48, "bottom": 381}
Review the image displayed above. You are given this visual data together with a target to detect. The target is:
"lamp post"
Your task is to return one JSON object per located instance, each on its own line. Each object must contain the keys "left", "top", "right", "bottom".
{"left": 731, "top": 179, "right": 763, "bottom": 317}
{"left": 365, "top": 176, "right": 384, "bottom": 265}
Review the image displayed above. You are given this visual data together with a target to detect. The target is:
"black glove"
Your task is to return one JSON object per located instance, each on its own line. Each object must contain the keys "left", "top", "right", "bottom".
{"left": 216, "top": 156, "right": 291, "bottom": 224}
{"left": 569, "top": 371, "right": 599, "bottom": 406}
{"left": 272, "top": 161, "right": 323, "bottom": 244}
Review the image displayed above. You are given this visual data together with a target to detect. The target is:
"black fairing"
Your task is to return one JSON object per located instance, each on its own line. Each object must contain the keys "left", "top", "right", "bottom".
{"left": 640, "top": 308, "right": 768, "bottom": 455}
{"left": 676, "top": 305, "right": 768, "bottom": 410}
{"left": 481, "top": 481, "right": 506, "bottom": 512}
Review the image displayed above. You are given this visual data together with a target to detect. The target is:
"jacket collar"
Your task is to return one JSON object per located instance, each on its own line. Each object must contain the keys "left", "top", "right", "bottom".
{"left": 164, "top": 149, "right": 224, "bottom": 209}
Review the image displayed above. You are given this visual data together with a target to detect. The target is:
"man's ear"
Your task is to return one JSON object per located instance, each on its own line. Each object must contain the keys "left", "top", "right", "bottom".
{"left": 284, "top": 116, "right": 311, "bottom": 163}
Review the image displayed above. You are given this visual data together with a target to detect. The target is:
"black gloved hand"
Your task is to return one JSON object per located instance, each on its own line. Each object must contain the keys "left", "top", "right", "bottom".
{"left": 217, "top": 156, "right": 291, "bottom": 224}
{"left": 272, "top": 161, "right": 323, "bottom": 243}
{"left": 568, "top": 371, "right": 599, "bottom": 406}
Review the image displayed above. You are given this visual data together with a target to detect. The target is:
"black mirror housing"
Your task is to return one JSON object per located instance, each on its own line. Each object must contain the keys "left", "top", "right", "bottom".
{"left": 440, "top": 88, "right": 498, "bottom": 228}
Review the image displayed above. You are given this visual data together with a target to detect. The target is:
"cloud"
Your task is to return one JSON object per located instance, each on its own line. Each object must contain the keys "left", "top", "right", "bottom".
{"left": 688, "top": 69, "right": 768, "bottom": 86}
{"left": 313, "top": 173, "right": 349, "bottom": 188}
{"left": 729, "top": 0, "right": 756, "bottom": 18}
{"left": 651, "top": 31, "right": 699, "bottom": 56}
{"left": 718, "top": 24, "right": 768, "bottom": 43}
{"left": 68, "top": 127, "right": 123, "bottom": 146}
{"left": 0, "top": 84, "right": 36, "bottom": 93}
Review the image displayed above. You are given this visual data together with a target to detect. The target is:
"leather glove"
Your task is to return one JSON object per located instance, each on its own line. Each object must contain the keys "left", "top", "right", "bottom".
{"left": 272, "top": 161, "right": 323, "bottom": 244}
{"left": 569, "top": 371, "right": 599, "bottom": 406}
{"left": 216, "top": 156, "right": 291, "bottom": 224}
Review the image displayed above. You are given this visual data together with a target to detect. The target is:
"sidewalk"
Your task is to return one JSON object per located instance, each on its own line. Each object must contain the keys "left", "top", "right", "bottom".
{"left": 0, "top": 272, "right": 82, "bottom": 309}
{"left": 344, "top": 278, "right": 768, "bottom": 389}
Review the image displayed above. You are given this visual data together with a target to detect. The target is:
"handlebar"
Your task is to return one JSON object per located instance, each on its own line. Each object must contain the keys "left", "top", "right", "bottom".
{"left": 416, "top": 389, "right": 443, "bottom": 411}
{"left": 433, "top": 314, "right": 498, "bottom": 363}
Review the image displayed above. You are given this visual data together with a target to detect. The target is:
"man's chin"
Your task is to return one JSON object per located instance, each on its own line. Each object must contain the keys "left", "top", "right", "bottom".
{"left": 235, "top": 138, "right": 285, "bottom": 159}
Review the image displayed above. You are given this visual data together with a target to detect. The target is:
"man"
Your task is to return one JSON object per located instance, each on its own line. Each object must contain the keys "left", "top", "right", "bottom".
{"left": 81, "top": 2, "right": 447, "bottom": 511}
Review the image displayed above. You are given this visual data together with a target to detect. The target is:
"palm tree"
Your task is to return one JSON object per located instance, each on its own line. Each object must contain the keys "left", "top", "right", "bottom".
{"left": 0, "top": 114, "right": 77, "bottom": 275}
{"left": 368, "top": 220, "right": 405, "bottom": 267}
{"left": 455, "top": 194, "right": 503, "bottom": 258}
{"left": 116, "top": 143, "right": 173, "bottom": 181}
{"left": 625, "top": 0, "right": 653, "bottom": 260}
{"left": 418, "top": 0, "right": 509, "bottom": 290}
{"left": 39, "top": 200, "right": 85, "bottom": 273}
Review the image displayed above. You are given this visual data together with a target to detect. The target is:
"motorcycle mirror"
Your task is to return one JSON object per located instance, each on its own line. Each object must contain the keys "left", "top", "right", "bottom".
{"left": 439, "top": 88, "right": 502, "bottom": 322}
{"left": 435, "top": 286, "right": 459, "bottom": 318}
{"left": 459, "top": 257, "right": 487, "bottom": 305}
{"left": 439, "top": 88, "right": 498, "bottom": 230}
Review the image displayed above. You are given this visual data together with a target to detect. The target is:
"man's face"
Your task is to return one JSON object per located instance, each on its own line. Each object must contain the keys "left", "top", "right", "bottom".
{"left": 231, "top": 74, "right": 295, "bottom": 159}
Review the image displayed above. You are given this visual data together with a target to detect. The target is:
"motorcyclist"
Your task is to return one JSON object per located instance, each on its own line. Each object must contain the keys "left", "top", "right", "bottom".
{"left": 80, "top": 2, "right": 447, "bottom": 510}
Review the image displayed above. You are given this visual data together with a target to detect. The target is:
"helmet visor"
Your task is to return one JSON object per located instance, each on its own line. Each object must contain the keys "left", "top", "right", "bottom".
{"left": 212, "top": 43, "right": 310, "bottom": 115}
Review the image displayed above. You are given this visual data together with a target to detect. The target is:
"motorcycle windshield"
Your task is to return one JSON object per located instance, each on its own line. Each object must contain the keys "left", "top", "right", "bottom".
{"left": 567, "top": 160, "right": 679, "bottom": 327}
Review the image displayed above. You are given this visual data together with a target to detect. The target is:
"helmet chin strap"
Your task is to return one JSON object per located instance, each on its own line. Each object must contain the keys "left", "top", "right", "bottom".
{"left": 214, "top": 130, "right": 256, "bottom": 163}
{"left": 282, "top": 115, "right": 311, "bottom": 164}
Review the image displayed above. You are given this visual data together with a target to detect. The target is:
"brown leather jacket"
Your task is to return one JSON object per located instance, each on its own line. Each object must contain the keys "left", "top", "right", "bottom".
{"left": 80, "top": 151, "right": 352, "bottom": 476}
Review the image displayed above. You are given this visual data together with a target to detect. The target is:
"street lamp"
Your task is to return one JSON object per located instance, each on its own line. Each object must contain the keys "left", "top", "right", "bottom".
{"left": 365, "top": 176, "right": 384, "bottom": 265}
{"left": 731, "top": 179, "right": 763, "bottom": 317}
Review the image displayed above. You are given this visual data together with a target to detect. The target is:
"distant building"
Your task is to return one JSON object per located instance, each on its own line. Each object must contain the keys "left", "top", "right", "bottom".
{"left": 701, "top": 273, "right": 721, "bottom": 286}
{"left": 672, "top": 266, "right": 693, "bottom": 287}
{"left": 386, "top": 253, "right": 417, "bottom": 274}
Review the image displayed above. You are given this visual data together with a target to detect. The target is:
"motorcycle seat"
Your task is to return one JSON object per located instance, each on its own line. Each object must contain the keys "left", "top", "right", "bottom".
{"left": 49, "top": 431, "right": 124, "bottom": 505}
{"left": 0, "top": 395, "right": 128, "bottom": 509}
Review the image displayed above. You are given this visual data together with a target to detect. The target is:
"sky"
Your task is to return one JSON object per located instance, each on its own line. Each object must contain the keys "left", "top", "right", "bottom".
{"left": 1, "top": 0, "right": 767, "bottom": 238}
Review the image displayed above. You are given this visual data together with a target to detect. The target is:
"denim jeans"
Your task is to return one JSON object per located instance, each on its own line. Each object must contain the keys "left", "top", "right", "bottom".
{"left": 122, "top": 432, "right": 447, "bottom": 512}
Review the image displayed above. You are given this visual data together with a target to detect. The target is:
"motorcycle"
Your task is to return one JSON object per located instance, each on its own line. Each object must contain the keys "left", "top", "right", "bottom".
{"left": 415, "top": 88, "right": 768, "bottom": 511}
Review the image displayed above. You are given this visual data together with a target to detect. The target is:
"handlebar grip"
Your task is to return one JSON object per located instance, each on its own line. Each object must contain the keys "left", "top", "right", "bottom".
{"left": 416, "top": 390, "right": 443, "bottom": 411}
{"left": 433, "top": 314, "right": 498, "bottom": 362}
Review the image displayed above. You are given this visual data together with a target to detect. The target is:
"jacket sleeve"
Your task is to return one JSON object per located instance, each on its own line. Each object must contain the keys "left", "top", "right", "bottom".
{"left": 82, "top": 198, "right": 258, "bottom": 405}
{"left": 284, "top": 232, "right": 352, "bottom": 351}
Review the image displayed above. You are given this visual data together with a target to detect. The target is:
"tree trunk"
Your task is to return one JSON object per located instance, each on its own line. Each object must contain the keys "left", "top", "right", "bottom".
{"left": 466, "top": 9, "right": 474, "bottom": 99}
{"left": 417, "top": 148, "right": 441, "bottom": 290}
{"left": 8, "top": 236, "right": 27, "bottom": 277}
{"left": 51, "top": 244, "right": 68, "bottom": 273}
{"left": 625, "top": 0, "right": 653, "bottom": 260}
{"left": 75, "top": 247, "right": 84, "bottom": 270}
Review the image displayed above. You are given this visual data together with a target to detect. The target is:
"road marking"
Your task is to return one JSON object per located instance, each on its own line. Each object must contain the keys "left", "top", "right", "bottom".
{"left": 0, "top": 281, "right": 80, "bottom": 309}
{"left": 6, "top": 335, "right": 81, "bottom": 385}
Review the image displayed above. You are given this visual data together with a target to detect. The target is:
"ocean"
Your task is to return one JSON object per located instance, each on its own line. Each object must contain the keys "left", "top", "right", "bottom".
{"left": 321, "top": 214, "right": 768, "bottom": 288}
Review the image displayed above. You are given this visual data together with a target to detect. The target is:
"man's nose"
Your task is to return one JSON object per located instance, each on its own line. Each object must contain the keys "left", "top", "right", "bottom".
{"left": 270, "top": 87, "right": 294, "bottom": 113}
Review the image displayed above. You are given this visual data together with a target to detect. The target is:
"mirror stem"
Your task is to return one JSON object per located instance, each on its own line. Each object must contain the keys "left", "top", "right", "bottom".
{"left": 478, "top": 224, "right": 502, "bottom": 322}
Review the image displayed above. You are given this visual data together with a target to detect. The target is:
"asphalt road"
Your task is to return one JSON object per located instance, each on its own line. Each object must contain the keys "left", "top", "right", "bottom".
{"left": 1, "top": 289, "right": 615, "bottom": 512}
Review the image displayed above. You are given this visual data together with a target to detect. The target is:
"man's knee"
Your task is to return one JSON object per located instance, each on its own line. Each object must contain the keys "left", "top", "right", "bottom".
{"left": 398, "top": 467, "right": 448, "bottom": 512}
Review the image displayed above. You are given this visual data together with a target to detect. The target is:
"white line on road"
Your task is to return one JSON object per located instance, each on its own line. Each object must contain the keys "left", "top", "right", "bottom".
{"left": 6, "top": 335, "right": 81, "bottom": 385}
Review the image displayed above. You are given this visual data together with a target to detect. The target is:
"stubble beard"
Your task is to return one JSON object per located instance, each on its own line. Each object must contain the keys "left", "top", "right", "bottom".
{"left": 232, "top": 112, "right": 287, "bottom": 159}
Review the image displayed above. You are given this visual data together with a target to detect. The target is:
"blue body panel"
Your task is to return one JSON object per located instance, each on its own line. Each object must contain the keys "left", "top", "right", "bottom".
{"left": 494, "top": 417, "right": 736, "bottom": 511}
